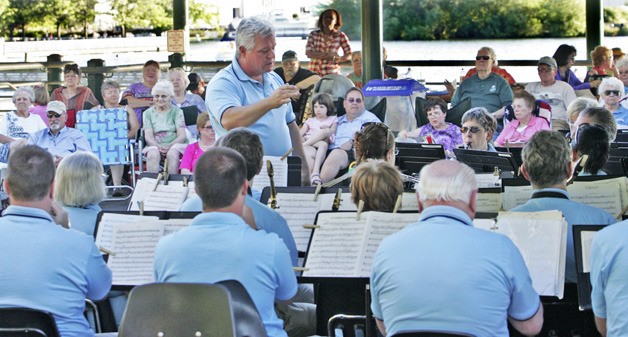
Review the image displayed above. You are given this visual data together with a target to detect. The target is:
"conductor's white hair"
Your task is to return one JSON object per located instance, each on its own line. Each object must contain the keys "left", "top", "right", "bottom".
{"left": 417, "top": 160, "right": 477, "bottom": 204}
{"left": 236, "top": 16, "right": 275, "bottom": 57}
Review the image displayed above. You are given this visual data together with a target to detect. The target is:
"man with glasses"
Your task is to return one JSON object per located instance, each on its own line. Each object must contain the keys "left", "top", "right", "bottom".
{"left": 29, "top": 101, "right": 91, "bottom": 165}
{"left": 452, "top": 47, "right": 513, "bottom": 118}
{"left": 319, "top": 87, "right": 380, "bottom": 183}
{"left": 525, "top": 56, "right": 577, "bottom": 131}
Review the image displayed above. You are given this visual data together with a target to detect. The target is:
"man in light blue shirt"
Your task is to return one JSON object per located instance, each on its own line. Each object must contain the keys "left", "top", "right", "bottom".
{"left": 0, "top": 145, "right": 111, "bottom": 337}
{"left": 29, "top": 101, "right": 91, "bottom": 165}
{"left": 512, "top": 131, "right": 616, "bottom": 284}
{"left": 319, "top": 87, "right": 380, "bottom": 182}
{"left": 154, "top": 147, "right": 297, "bottom": 337}
{"left": 206, "top": 16, "right": 309, "bottom": 184}
{"left": 371, "top": 160, "right": 542, "bottom": 337}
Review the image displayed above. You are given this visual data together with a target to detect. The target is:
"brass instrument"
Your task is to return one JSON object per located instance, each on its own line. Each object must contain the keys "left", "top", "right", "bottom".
{"left": 332, "top": 188, "right": 342, "bottom": 211}
{"left": 267, "top": 159, "right": 278, "bottom": 209}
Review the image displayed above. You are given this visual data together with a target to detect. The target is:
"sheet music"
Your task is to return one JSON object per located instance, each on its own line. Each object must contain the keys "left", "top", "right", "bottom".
{"left": 359, "top": 212, "right": 416, "bottom": 275}
{"left": 252, "top": 156, "right": 288, "bottom": 191}
{"left": 401, "top": 192, "right": 419, "bottom": 211}
{"left": 502, "top": 185, "right": 533, "bottom": 210}
{"left": 580, "top": 231, "right": 597, "bottom": 273}
{"left": 303, "top": 212, "right": 368, "bottom": 277}
{"left": 475, "top": 173, "right": 502, "bottom": 188}
{"left": 568, "top": 179, "right": 623, "bottom": 218}
{"left": 303, "top": 211, "right": 417, "bottom": 277}
{"left": 107, "top": 222, "right": 164, "bottom": 285}
{"left": 495, "top": 211, "right": 566, "bottom": 298}
{"left": 319, "top": 192, "right": 356, "bottom": 211}
{"left": 476, "top": 192, "right": 502, "bottom": 213}
{"left": 129, "top": 178, "right": 189, "bottom": 211}
{"left": 161, "top": 218, "right": 192, "bottom": 236}
{"left": 472, "top": 218, "right": 496, "bottom": 231}
{"left": 272, "top": 193, "right": 320, "bottom": 252}
{"left": 185, "top": 181, "right": 197, "bottom": 202}
{"left": 95, "top": 213, "right": 160, "bottom": 250}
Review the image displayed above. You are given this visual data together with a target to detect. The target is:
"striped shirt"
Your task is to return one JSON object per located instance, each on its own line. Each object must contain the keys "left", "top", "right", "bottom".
{"left": 306, "top": 29, "right": 351, "bottom": 76}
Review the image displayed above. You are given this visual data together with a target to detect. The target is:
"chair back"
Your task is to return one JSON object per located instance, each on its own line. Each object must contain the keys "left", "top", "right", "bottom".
{"left": 445, "top": 98, "right": 471, "bottom": 127}
{"left": 369, "top": 98, "right": 387, "bottom": 122}
{"left": 313, "top": 74, "right": 356, "bottom": 102}
{"left": 0, "top": 307, "right": 60, "bottom": 337}
{"left": 294, "top": 85, "right": 315, "bottom": 126}
{"left": 118, "top": 283, "right": 237, "bottom": 337}
{"left": 216, "top": 280, "right": 266, "bottom": 337}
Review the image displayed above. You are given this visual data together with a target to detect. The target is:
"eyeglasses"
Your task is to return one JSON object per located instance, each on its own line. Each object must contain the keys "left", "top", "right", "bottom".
{"left": 604, "top": 90, "right": 620, "bottom": 96}
{"left": 460, "top": 126, "right": 482, "bottom": 134}
{"left": 537, "top": 67, "right": 552, "bottom": 73}
{"left": 47, "top": 112, "right": 63, "bottom": 118}
{"left": 201, "top": 126, "right": 213, "bottom": 130}
{"left": 153, "top": 94, "right": 169, "bottom": 99}
{"left": 475, "top": 55, "right": 491, "bottom": 61}
{"left": 347, "top": 98, "right": 362, "bottom": 104}
{"left": 394, "top": 147, "right": 399, "bottom": 156}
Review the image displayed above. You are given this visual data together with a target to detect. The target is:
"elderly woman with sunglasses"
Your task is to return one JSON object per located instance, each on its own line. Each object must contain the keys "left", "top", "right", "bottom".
{"left": 51, "top": 63, "right": 100, "bottom": 128}
{"left": 598, "top": 77, "right": 628, "bottom": 126}
{"left": 460, "top": 107, "right": 498, "bottom": 151}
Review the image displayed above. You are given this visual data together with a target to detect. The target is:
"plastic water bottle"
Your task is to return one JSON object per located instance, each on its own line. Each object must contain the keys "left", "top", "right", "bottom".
{"left": 459, "top": 67, "right": 465, "bottom": 82}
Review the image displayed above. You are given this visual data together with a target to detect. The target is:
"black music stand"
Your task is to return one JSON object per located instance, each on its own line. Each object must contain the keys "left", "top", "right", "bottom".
{"left": 453, "top": 148, "right": 519, "bottom": 174}
{"left": 395, "top": 143, "right": 445, "bottom": 176}
{"left": 495, "top": 146, "right": 523, "bottom": 169}
{"left": 573, "top": 224, "right": 605, "bottom": 311}
{"left": 607, "top": 142, "right": 628, "bottom": 177}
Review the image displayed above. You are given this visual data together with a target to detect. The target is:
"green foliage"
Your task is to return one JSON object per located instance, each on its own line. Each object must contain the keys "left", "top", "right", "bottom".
{"left": 604, "top": 6, "right": 628, "bottom": 36}
{"left": 326, "top": 0, "right": 591, "bottom": 40}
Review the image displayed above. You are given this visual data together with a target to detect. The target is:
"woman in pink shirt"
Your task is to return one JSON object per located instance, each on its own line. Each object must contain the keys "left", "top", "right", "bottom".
{"left": 179, "top": 112, "right": 215, "bottom": 175}
{"left": 495, "top": 90, "right": 550, "bottom": 146}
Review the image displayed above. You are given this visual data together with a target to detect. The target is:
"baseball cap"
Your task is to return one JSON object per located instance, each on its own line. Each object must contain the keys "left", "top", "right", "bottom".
{"left": 46, "top": 101, "right": 66, "bottom": 115}
{"left": 282, "top": 50, "right": 298, "bottom": 62}
{"left": 537, "top": 56, "right": 557, "bottom": 69}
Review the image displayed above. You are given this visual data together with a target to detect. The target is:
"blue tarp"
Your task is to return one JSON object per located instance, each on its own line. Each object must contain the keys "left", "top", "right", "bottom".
{"left": 362, "top": 79, "right": 428, "bottom": 96}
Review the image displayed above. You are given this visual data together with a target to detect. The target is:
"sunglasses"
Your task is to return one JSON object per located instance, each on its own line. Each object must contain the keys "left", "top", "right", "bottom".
{"left": 347, "top": 98, "right": 363, "bottom": 104}
{"left": 201, "top": 126, "right": 213, "bottom": 130}
{"left": 475, "top": 55, "right": 491, "bottom": 61}
{"left": 153, "top": 94, "right": 169, "bottom": 99}
{"left": 604, "top": 90, "right": 620, "bottom": 96}
{"left": 47, "top": 112, "right": 63, "bottom": 118}
{"left": 460, "top": 126, "right": 482, "bottom": 134}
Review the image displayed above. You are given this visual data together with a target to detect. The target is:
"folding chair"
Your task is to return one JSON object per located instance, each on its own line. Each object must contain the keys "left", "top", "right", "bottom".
{"left": 118, "top": 283, "right": 238, "bottom": 337}
{"left": 76, "top": 108, "right": 137, "bottom": 192}
{"left": 391, "top": 332, "right": 475, "bottom": 337}
{"left": 0, "top": 307, "right": 60, "bottom": 337}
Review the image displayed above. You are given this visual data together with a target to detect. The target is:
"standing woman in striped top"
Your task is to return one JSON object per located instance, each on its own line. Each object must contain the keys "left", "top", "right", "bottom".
{"left": 305, "top": 9, "right": 352, "bottom": 76}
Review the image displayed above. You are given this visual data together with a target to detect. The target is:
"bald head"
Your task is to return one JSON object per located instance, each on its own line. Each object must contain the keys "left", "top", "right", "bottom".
{"left": 417, "top": 160, "right": 477, "bottom": 216}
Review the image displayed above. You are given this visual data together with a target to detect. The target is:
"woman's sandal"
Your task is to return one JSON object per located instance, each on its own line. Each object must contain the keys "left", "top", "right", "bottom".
{"left": 310, "top": 173, "right": 322, "bottom": 185}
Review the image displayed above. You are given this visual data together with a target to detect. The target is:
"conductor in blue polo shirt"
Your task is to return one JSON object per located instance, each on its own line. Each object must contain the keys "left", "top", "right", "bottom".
{"left": 370, "top": 160, "right": 543, "bottom": 337}
{"left": 206, "top": 16, "right": 310, "bottom": 185}
{"left": 154, "top": 147, "right": 298, "bottom": 337}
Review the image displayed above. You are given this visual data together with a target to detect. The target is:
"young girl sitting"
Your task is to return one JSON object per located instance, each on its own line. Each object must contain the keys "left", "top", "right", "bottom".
{"left": 300, "top": 93, "right": 338, "bottom": 185}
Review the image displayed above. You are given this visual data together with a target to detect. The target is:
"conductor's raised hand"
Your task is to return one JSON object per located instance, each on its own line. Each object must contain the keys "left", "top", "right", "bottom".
{"left": 267, "top": 85, "right": 301, "bottom": 109}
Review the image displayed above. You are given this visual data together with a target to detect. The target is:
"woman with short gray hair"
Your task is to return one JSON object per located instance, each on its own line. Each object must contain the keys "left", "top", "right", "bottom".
{"left": 0, "top": 86, "right": 46, "bottom": 144}
{"left": 598, "top": 77, "right": 628, "bottom": 126}
{"left": 460, "top": 107, "right": 498, "bottom": 151}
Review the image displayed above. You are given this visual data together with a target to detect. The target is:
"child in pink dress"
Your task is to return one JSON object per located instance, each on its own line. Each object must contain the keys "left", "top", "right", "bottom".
{"left": 300, "top": 93, "right": 338, "bottom": 185}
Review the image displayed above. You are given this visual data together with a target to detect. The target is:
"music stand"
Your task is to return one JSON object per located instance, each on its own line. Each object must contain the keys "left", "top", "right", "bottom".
{"left": 453, "top": 148, "right": 519, "bottom": 174}
{"left": 607, "top": 142, "right": 628, "bottom": 177}
{"left": 573, "top": 224, "right": 605, "bottom": 311}
{"left": 395, "top": 143, "right": 445, "bottom": 176}
{"left": 495, "top": 146, "right": 523, "bottom": 169}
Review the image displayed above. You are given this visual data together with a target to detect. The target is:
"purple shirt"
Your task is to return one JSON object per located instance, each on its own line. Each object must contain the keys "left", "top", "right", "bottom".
{"left": 555, "top": 69, "right": 592, "bottom": 91}
{"left": 418, "top": 122, "right": 463, "bottom": 151}
{"left": 122, "top": 82, "right": 153, "bottom": 127}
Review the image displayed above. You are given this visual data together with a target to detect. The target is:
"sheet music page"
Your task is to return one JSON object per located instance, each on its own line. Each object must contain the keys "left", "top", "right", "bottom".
{"left": 568, "top": 179, "right": 622, "bottom": 217}
{"left": 160, "top": 218, "right": 193, "bottom": 237}
{"left": 358, "top": 212, "right": 417, "bottom": 276}
{"left": 401, "top": 192, "right": 419, "bottom": 211}
{"left": 496, "top": 211, "right": 566, "bottom": 298}
{"left": 473, "top": 218, "right": 497, "bottom": 231}
{"left": 303, "top": 212, "right": 368, "bottom": 277}
{"left": 252, "top": 156, "right": 288, "bottom": 191}
{"left": 619, "top": 177, "right": 628, "bottom": 216}
{"left": 107, "top": 221, "right": 164, "bottom": 286}
{"left": 273, "top": 193, "right": 322, "bottom": 252}
{"left": 140, "top": 184, "right": 189, "bottom": 211}
{"left": 95, "top": 213, "right": 160, "bottom": 250}
{"left": 502, "top": 185, "right": 533, "bottom": 210}
{"left": 128, "top": 178, "right": 157, "bottom": 210}
{"left": 477, "top": 192, "right": 502, "bottom": 213}
{"left": 580, "top": 231, "right": 597, "bottom": 273}
{"left": 475, "top": 173, "right": 502, "bottom": 188}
